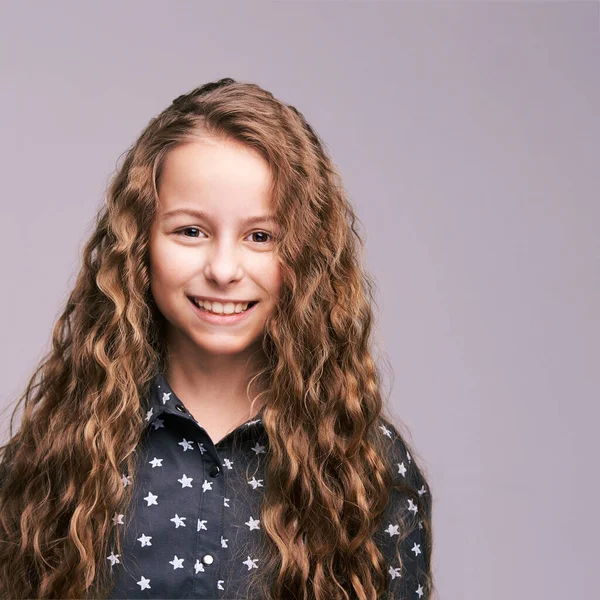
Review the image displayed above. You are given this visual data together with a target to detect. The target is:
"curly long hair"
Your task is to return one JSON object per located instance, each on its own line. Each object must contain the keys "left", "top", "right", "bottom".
{"left": 0, "top": 78, "right": 434, "bottom": 599}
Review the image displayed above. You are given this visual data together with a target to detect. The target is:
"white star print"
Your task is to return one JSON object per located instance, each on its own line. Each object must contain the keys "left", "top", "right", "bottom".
{"left": 245, "top": 516, "right": 261, "bottom": 531}
{"left": 126, "top": 396, "right": 429, "bottom": 596}
{"left": 112, "top": 513, "right": 124, "bottom": 525}
{"left": 407, "top": 498, "right": 418, "bottom": 515}
{"left": 169, "top": 555, "right": 184, "bottom": 569}
{"left": 251, "top": 442, "right": 266, "bottom": 455}
{"left": 243, "top": 556, "right": 259, "bottom": 570}
{"left": 248, "top": 476, "right": 263, "bottom": 489}
{"left": 107, "top": 552, "right": 120, "bottom": 566}
{"left": 170, "top": 514, "right": 186, "bottom": 528}
{"left": 178, "top": 438, "right": 194, "bottom": 451}
{"left": 144, "top": 492, "right": 158, "bottom": 506}
{"left": 389, "top": 566, "right": 401, "bottom": 580}
{"left": 178, "top": 474, "right": 193, "bottom": 488}
{"left": 379, "top": 424, "right": 392, "bottom": 438}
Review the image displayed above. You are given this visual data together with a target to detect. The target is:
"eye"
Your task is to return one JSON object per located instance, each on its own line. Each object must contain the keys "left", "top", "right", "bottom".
{"left": 174, "top": 227, "right": 204, "bottom": 238}
{"left": 246, "top": 231, "right": 274, "bottom": 244}
{"left": 173, "top": 228, "right": 274, "bottom": 243}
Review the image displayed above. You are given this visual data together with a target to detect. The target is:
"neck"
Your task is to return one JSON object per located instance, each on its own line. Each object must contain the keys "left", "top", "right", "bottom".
{"left": 163, "top": 339, "right": 268, "bottom": 421}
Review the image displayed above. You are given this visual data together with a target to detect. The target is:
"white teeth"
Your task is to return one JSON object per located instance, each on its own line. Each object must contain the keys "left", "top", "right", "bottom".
{"left": 192, "top": 298, "right": 251, "bottom": 315}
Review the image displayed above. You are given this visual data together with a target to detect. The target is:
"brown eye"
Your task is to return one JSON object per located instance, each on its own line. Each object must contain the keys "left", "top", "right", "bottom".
{"left": 175, "top": 227, "right": 202, "bottom": 238}
{"left": 249, "top": 231, "right": 273, "bottom": 243}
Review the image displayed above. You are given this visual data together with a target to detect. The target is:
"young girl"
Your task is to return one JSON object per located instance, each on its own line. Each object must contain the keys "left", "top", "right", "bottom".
{"left": 0, "top": 78, "right": 434, "bottom": 600}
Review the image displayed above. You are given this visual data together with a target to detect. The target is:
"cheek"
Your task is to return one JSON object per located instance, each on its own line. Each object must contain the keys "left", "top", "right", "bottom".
{"left": 149, "top": 241, "right": 193, "bottom": 285}
{"left": 265, "top": 261, "right": 282, "bottom": 297}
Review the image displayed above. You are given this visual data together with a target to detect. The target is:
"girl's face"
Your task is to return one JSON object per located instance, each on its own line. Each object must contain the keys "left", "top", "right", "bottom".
{"left": 149, "top": 137, "right": 281, "bottom": 358}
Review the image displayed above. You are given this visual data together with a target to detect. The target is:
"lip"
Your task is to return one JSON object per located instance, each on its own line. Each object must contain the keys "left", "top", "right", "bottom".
{"left": 189, "top": 296, "right": 258, "bottom": 304}
{"left": 188, "top": 296, "right": 259, "bottom": 325}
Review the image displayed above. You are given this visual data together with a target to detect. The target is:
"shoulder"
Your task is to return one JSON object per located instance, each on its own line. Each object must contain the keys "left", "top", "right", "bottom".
{"left": 375, "top": 415, "right": 430, "bottom": 498}
{"left": 373, "top": 415, "right": 432, "bottom": 598}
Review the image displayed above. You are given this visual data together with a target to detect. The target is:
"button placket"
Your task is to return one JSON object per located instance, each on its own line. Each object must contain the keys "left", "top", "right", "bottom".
{"left": 190, "top": 433, "right": 225, "bottom": 597}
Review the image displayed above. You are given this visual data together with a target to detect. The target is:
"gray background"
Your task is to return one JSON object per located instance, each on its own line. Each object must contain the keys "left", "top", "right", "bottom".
{"left": 1, "top": 1, "right": 598, "bottom": 598}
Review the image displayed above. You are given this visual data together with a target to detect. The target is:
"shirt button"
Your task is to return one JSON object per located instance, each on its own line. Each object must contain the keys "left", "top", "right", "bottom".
{"left": 202, "top": 554, "right": 214, "bottom": 565}
{"left": 208, "top": 464, "right": 221, "bottom": 477}
{"left": 175, "top": 404, "right": 186, "bottom": 413}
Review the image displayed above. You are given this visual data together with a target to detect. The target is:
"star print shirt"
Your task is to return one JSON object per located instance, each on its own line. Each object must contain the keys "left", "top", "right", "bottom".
{"left": 106, "top": 373, "right": 431, "bottom": 599}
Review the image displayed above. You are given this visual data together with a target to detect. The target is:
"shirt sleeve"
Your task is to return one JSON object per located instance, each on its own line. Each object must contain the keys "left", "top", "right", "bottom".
{"left": 374, "top": 419, "right": 431, "bottom": 600}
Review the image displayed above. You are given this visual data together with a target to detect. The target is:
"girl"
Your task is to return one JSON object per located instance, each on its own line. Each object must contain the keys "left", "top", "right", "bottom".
{"left": 0, "top": 78, "right": 434, "bottom": 599}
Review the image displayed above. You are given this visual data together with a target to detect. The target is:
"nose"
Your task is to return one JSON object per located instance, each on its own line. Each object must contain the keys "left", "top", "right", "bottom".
{"left": 202, "top": 238, "right": 244, "bottom": 284}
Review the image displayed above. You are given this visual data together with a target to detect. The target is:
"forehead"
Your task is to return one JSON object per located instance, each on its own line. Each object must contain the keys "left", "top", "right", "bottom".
{"left": 157, "top": 138, "right": 273, "bottom": 207}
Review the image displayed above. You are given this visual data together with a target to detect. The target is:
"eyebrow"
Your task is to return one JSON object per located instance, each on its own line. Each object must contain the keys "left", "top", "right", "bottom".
{"left": 161, "top": 208, "right": 275, "bottom": 225}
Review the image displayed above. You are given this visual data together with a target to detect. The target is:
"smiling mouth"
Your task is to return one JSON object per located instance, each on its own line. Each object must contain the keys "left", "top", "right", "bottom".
{"left": 187, "top": 296, "right": 259, "bottom": 315}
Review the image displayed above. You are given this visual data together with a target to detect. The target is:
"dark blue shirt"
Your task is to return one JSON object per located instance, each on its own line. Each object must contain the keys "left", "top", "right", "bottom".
{"left": 107, "top": 373, "right": 430, "bottom": 599}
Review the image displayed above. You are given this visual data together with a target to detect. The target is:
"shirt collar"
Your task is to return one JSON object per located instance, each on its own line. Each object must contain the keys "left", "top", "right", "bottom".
{"left": 143, "top": 371, "right": 266, "bottom": 430}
